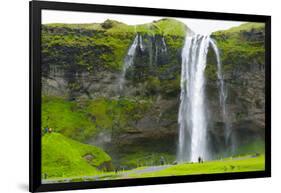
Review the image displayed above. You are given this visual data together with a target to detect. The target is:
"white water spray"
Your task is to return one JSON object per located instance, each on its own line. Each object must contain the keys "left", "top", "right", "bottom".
{"left": 161, "top": 37, "right": 167, "bottom": 53}
{"left": 119, "top": 35, "right": 139, "bottom": 91}
{"left": 210, "top": 39, "right": 233, "bottom": 152}
{"left": 139, "top": 35, "right": 145, "bottom": 52}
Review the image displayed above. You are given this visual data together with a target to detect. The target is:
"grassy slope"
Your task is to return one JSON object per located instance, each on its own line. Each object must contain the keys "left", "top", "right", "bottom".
{"left": 127, "top": 154, "right": 265, "bottom": 178}
{"left": 42, "top": 132, "right": 111, "bottom": 179}
{"left": 42, "top": 96, "right": 97, "bottom": 141}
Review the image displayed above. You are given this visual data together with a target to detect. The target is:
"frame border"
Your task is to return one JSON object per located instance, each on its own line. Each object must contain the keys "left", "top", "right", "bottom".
{"left": 30, "top": 1, "right": 271, "bottom": 192}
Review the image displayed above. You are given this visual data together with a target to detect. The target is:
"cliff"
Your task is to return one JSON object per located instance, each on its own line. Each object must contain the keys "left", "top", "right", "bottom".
{"left": 207, "top": 22, "right": 265, "bottom": 155}
{"left": 41, "top": 20, "right": 265, "bottom": 168}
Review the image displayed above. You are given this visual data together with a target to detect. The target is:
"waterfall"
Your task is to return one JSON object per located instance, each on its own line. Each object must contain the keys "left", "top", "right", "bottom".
{"left": 139, "top": 35, "right": 145, "bottom": 52}
{"left": 210, "top": 39, "right": 233, "bottom": 153}
{"left": 161, "top": 37, "right": 167, "bottom": 53}
{"left": 177, "top": 34, "right": 231, "bottom": 162}
{"left": 119, "top": 35, "right": 139, "bottom": 91}
{"left": 178, "top": 35, "right": 210, "bottom": 162}
{"left": 118, "top": 34, "right": 167, "bottom": 92}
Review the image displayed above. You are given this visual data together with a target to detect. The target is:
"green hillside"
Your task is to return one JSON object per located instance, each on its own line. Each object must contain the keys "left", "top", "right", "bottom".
{"left": 42, "top": 132, "right": 112, "bottom": 179}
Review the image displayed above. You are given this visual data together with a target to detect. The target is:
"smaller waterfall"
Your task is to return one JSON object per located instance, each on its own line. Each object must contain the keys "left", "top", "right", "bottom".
{"left": 210, "top": 39, "right": 234, "bottom": 153}
{"left": 139, "top": 35, "right": 145, "bottom": 52}
{"left": 119, "top": 35, "right": 139, "bottom": 91}
{"left": 161, "top": 37, "right": 167, "bottom": 53}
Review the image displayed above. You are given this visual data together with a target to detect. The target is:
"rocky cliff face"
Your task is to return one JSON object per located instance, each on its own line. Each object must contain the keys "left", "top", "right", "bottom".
{"left": 42, "top": 19, "right": 188, "bottom": 167}
{"left": 207, "top": 23, "right": 265, "bottom": 155}
{"left": 42, "top": 20, "right": 265, "bottom": 167}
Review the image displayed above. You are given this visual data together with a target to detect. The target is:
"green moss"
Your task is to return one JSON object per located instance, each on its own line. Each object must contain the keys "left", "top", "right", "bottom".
{"left": 84, "top": 97, "right": 152, "bottom": 132}
{"left": 42, "top": 96, "right": 153, "bottom": 141}
{"left": 207, "top": 22, "right": 265, "bottom": 80}
{"left": 42, "top": 133, "right": 112, "bottom": 179}
{"left": 46, "top": 18, "right": 188, "bottom": 37}
{"left": 149, "top": 18, "right": 188, "bottom": 37}
{"left": 235, "top": 140, "right": 265, "bottom": 156}
{"left": 42, "top": 18, "right": 188, "bottom": 74}
{"left": 160, "top": 74, "right": 181, "bottom": 97}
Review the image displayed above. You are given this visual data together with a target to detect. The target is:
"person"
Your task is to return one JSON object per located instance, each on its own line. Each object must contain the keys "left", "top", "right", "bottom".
{"left": 160, "top": 156, "right": 165, "bottom": 165}
{"left": 198, "top": 156, "right": 201, "bottom": 163}
{"left": 115, "top": 167, "right": 119, "bottom": 174}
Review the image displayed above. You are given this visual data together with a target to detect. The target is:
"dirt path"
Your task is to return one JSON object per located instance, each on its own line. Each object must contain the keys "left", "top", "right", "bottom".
{"left": 42, "top": 165, "right": 172, "bottom": 184}
{"left": 120, "top": 165, "right": 171, "bottom": 178}
{"left": 42, "top": 156, "right": 258, "bottom": 184}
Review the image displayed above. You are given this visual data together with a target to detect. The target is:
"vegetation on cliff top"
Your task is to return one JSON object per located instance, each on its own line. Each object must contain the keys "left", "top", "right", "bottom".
{"left": 42, "top": 133, "right": 112, "bottom": 179}
{"left": 45, "top": 18, "right": 188, "bottom": 36}
{"left": 42, "top": 18, "right": 188, "bottom": 74}
{"left": 206, "top": 22, "right": 265, "bottom": 80}
{"left": 215, "top": 22, "right": 265, "bottom": 34}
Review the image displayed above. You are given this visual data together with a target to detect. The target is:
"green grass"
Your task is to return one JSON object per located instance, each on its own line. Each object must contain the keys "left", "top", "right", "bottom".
{"left": 42, "top": 132, "right": 112, "bottom": 179}
{"left": 42, "top": 96, "right": 97, "bottom": 141}
{"left": 127, "top": 154, "right": 265, "bottom": 178}
{"left": 235, "top": 140, "right": 265, "bottom": 155}
{"left": 42, "top": 96, "right": 153, "bottom": 142}
{"left": 119, "top": 152, "right": 176, "bottom": 168}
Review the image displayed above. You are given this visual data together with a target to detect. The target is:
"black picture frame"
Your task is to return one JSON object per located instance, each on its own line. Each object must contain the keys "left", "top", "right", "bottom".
{"left": 29, "top": 1, "right": 271, "bottom": 192}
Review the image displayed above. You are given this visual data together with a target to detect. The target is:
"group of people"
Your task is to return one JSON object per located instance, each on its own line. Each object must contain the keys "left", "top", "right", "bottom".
{"left": 43, "top": 127, "right": 53, "bottom": 134}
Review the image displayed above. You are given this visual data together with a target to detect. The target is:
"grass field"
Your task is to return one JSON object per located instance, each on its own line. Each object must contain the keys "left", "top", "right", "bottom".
{"left": 126, "top": 154, "right": 265, "bottom": 179}
{"left": 42, "top": 153, "right": 264, "bottom": 183}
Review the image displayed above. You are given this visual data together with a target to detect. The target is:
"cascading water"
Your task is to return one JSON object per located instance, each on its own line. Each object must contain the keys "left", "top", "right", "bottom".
{"left": 161, "top": 37, "right": 167, "bottom": 53}
{"left": 209, "top": 39, "right": 233, "bottom": 152}
{"left": 119, "top": 35, "right": 139, "bottom": 91}
{"left": 177, "top": 34, "right": 229, "bottom": 162}
{"left": 119, "top": 33, "right": 168, "bottom": 92}
{"left": 178, "top": 35, "right": 210, "bottom": 162}
{"left": 139, "top": 35, "right": 145, "bottom": 52}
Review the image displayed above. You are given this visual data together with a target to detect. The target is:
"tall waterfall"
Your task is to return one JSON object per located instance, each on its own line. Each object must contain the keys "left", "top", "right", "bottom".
{"left": 177, "top": 34, "right": 229, "bottom": 162}
{"left": 119, "top": 35, "right": 139, "bottom": 91}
